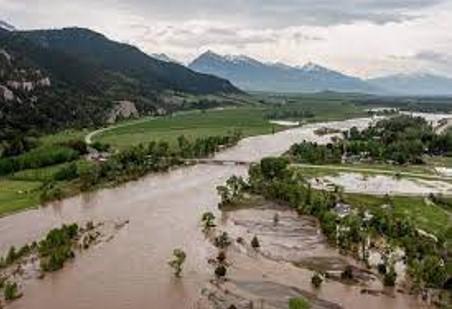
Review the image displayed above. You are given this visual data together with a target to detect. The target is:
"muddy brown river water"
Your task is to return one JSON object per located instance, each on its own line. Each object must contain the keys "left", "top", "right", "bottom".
{"left": 0, "top": 117, "right": 433, "bottom": 309}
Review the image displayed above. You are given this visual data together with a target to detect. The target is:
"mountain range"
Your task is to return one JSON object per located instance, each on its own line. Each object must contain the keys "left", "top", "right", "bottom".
{"left": 188, "top": 51, "right": 452, "bottom": 96}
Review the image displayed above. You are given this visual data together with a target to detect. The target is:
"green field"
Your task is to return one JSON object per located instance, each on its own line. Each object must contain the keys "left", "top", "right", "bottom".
{"left": 0, "top": 180, "right": 42, "bottom": 216}
{"left": 343, "top": 193, "right": 452, "bottom": 236}
{"left": 93, "top": 96, "right": 370, "bottom": 149}
{"left": 95, "top": 107, "right": 281, "bottom": 149}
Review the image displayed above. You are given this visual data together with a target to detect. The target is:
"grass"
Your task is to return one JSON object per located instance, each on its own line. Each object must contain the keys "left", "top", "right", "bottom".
{"left": 96, "top": 107, "right": 281, "bottom": 149}
{"left": 0, "top": 180, "right": 41, "bottom": 216}
{"left": 39, "top": 129, "right": 89, "bottom": 146}
{"left": 343, "top": 193, "right": 452, "bottom": 236}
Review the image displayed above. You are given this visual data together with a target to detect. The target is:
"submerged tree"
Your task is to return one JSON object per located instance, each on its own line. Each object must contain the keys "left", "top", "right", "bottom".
{"left": 214, "top": 232, "right": 232, "bottom": 249}
{"left": 168, "top": 249, "right": 186, "bottom": 277}
{"left": 215, "top": 264, "right": 227, "bottom": 279}
{"left": 311, "top": 272, "right": 323, "bottom": 288}
{"left": 251, "top": 236, "right": 260, "bottom": 249}
{"left": 201, "top": 212, "right": 216, "bottom": 232}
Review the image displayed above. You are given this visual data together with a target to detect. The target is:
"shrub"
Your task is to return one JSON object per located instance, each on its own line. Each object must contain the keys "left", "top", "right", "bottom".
{"left": 214, "top": 232, "right": 231, "bottom": 249}
{"left": 289, "top": 297, "right": 310, "bottom": 309}
{"left": 53, "top": 162, "right": 79, "bottom": 181}
{"left": 168, "top": 249, "right": 186, "bottom": 277}
{"left": 251, "top": 236, "right": 260, "bottom": 249}
{"left": 4, "top": 281, "right": 20, "bottom": 300}
{"left": 215, "top": 265, "right": 227, "bottom": 279}
{"left": 311, "top": 273, "right": 323, "bottom": 288}
{"left": 38, "top": 224, "right": 79, "bottom": 272}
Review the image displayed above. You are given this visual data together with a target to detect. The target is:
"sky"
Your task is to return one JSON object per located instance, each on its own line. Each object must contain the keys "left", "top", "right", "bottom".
{"left": 1, "top": 0, "right": 452, "bottom": 78}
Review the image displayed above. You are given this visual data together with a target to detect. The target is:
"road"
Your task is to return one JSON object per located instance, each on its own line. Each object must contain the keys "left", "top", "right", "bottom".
{"left": 84, "top": 117, "right": 154, "bottom": 145}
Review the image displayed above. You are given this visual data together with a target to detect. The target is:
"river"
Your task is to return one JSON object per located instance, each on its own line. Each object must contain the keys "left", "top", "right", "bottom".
{"left": 0, "top": 117, "right": 432, "bottom": 309}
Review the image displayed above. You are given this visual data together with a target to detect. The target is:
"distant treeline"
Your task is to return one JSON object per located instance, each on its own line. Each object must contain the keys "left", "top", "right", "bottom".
{"left": 356, "top": 97, "right": 452, "bottom": 113}
{"left": 264, "top": 108, "right": 315, "bottom": 120}
{"left": 288, "top": 115, "right": 452, "bottom": 165}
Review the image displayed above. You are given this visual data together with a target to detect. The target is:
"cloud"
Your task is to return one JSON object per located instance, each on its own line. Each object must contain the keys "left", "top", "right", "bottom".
{"left": 0, "top": 0, "right": 451, "bottom": 77}
{"left": 108, "top": 0, "right": 445, "bottom": 27}
{"left": 415, "top": 51, "right": 452, "bottom": 65}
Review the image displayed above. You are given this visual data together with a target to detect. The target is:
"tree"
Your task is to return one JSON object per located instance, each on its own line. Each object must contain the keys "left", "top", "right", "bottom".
{"left": 4, "top": 281, "right": 20, "bottom": 300}
{"left": 311, "top": 272, "right": 323, "bottom": 288}
{"left": 260, "top": 157, "right": 289, "bottom": 180}
{"left": 214, "top": 232, "right": 231, "bottom": 249}
{"left": 251, "top": 236, "right": 260, "bottom": 249}
{"left": 168, "top": 249, "right": 186, "bottom": 277}
{"left": 215, "top": 265, "right": 227, "bottom": 279}
{"left": 201, "top": 212, "right": 216, "bottom": 232}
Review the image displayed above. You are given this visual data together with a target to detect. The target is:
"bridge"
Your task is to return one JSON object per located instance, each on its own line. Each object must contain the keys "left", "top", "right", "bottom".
{"left": 184, "top": 159, "right": 253, "bottom": 166}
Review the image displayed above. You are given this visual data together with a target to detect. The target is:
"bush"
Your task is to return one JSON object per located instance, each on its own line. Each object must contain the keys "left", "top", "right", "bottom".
{"left": 38, "top": 224, "right": 79, "bottom": 272}
{"left": 251, "top": 236, "right": 260, "bottom": 249}
{"left": 53, "top": 162, "right": 79, "bottom": 181}
{"left": 311, "top": 273, "right": 323, "bottom": 288}
{"left": 215, "top": 265, "right": 227, "bottom": 279}
{"left": 4, "top": 281, "right": 20, "bottom": 300}
{"left": 91, "top": 141, "right": 110, "bottom": 152}
{"left": 289, "top": 297, "right": 310, "bottom": 309}
{"left": 214, "top": 232, "right": 231, "bottom": 249}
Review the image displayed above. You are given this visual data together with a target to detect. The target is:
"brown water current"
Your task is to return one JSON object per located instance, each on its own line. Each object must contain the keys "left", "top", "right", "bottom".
{"left": 0, "top": 117, "right": 432, "bottom": 309}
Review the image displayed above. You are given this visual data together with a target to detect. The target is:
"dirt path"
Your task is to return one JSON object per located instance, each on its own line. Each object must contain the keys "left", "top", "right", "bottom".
{"left": 84, "top": 117, "right": 154, "bottom": 145}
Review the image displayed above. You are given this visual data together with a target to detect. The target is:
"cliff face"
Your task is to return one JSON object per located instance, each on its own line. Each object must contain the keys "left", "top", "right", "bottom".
{"left": 108, "top": 100, "right": 139, "bottom": 124}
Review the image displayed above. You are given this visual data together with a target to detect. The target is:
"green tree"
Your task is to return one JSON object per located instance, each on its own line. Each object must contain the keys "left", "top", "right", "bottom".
{"left": 168, "top": 249, "right": 186, "bottom": 277}
{"left": 201, "top": 212, "right": 216, "bottom": 232}
{"left": 4, "top": 281, "right": 20, "bottom": 300}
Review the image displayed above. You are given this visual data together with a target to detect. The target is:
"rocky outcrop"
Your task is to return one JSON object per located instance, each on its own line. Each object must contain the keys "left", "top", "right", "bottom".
{"left": 107, "top": 100, "right": 139, "bottom": 123}
{"left": 0, "top": 84, "right": 14, "bottom": 101}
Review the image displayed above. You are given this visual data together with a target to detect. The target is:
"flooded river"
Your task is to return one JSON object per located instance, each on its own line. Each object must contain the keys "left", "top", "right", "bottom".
{"left": 0, "top": 117, "right": 432, "bottom": 309}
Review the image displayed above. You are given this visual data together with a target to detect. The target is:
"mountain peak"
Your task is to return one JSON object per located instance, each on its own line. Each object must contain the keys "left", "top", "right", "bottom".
{"left": 194, "top": 51, "right": 262, "bottom": 66}
{"left": 151, "top": 53, "right": 179, "bottom": 64}
{"left": 301, "top": 62, "right": 329, "bottom": 73}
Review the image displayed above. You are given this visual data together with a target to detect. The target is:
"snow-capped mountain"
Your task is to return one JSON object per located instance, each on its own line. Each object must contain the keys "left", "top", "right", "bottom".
{"left": 189, "top": 51, "right": 375, "bottom": 93}
{"left": 0, "top": 20, "right": 15, "bottom": 31}
{"left": 150, "top": 53, "right": 179, "bottom": 64}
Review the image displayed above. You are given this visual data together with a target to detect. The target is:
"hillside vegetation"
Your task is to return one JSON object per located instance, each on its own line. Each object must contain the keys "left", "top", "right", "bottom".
{"left": 0, "top": 27, "right": 240, "bottom": 157}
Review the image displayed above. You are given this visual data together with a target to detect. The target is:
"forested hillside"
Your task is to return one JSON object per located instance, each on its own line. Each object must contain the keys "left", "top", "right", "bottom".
{"left": 0, "top": 27, "right": 240, "bottom": 156}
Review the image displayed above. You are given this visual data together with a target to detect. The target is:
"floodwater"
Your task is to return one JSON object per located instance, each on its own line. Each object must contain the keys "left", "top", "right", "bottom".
{"left": 0, "top": 117, "right": 431, "bottom": 309}
{"left": 311, "top": 172, "right": 452, "bottom": 196}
